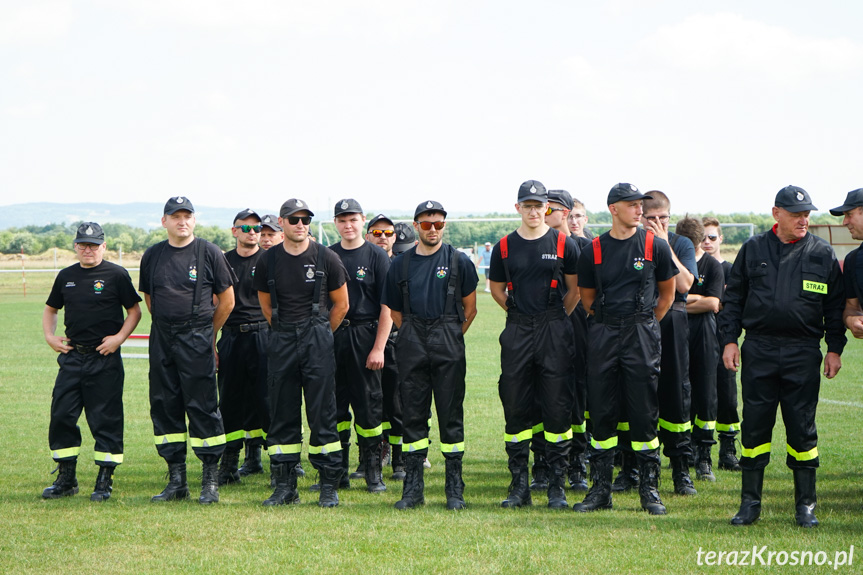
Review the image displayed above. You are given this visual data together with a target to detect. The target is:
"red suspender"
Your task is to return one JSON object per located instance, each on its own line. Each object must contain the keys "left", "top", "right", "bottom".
{"left": 550, "top": 230, "right": 566, "bottom": 288}
{"left": 592, "top": 236, "right": 602, "bottom": 264}
{"left": 645, "top": 230, "right": 654, "bottom": 262}
{"left": 500, "top": 234, "right": 513, "bottom": 292}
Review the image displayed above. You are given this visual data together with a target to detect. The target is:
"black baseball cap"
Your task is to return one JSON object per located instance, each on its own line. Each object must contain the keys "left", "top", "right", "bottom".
{"left": 367, "top": 214, "right": 394, "bottom": 230}
{"left": 775, "top": 185, "right": 817, "bottom": 212}
{"left": 547, "top": 189, "right": 573, "bottom": 210}
{"left": 260, "top": 214, "right": 283, "bottom": 232}
{"left": 74, "top": 222, "right": 105, "bottom": 245}
{"left": 829, "top": 189, "right": 863, "bottom": 216}
{"left": 607, "top": 183, "right": 651, "bottom": 205}
{"left": 518, "top": 180, "right": 548, "bottom": 203}
{"left": 280, "top": 198, "right": 315, "bottom": 218}
{"left": 334, "top": 198, "right": 363, "bottom": 217}
{"left": 233, "top": 208, "right": 261, "bottom": 224}
{"left": 414, "top": 200, "right": 447, "bottom": 220}
{"left": 164, "top": 196, "right": 195, "bottom": 215}
{"left": 393, "top": 222, "right": 416, "bottom": 254}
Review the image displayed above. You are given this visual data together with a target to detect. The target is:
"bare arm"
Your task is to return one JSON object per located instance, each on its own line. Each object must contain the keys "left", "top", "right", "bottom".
{"left": 143, "top": 293, "right": 152, "bottom": 314}
{"left": 212, "top": 286, "right": 235, "bottom": 333}
{"left": 685, "top": 295, "right": 720, "bottom": 315}
{"left": 490, "top": 280, "right": 508, "bottom": 311}
{"left": 461, "top": 291, "right": 477, "bottom": 334}
{"left": 366, "top": 305, "right": 394, "bottom": 371}
{"left": 670, "top": 250, "right": 695, "bottom": 294}
{"left": 723, "top": 342, "right": 740, "bottom": 372}
{"left": 654, "top": 277, "right": 675, "bottom": 322}
{"left": 844, "top": 297, "right": 863, "bottom": 339}
{"left": 328, "top": 284, "right": 349, "bottom": 332}
{"left": 563, "top": 274, "right": 580, "bottom": 316}
{"left": 97, "top": 303, "right": 143, "bottom": 355}
{"left": 43, "top": 305, "right": 72, "bottom": 354}
{"left": 258, "top": 291, "right": 272, "bottom": 324}
{"left": 580, "top": 286, "right": 596, "bottom": 316}
{"left": 824, "top": 351, "right": 841, "bottom": 379}
{"left": 390, "top": 309, "right": 402, "bottom": 330}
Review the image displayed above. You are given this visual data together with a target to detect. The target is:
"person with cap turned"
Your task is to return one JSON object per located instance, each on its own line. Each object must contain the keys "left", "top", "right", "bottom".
{"left": 392, "top": 222, "right": 417, "bottom": 256}
{"left": 259, "top": 214, "right": 284, "bottom": 251}
{"left": 574, "top": 183, "right": 678, "bottom": 516}
{"left": 140, "top": 197, "right": 237, "bottom": 504}
{"left": 254, "top": 198, "right": 349, "bottom": 507}
{"left": 41, "top": 223, "right": 142, "bottom": 501}
{"left": 720, "top": 186, "right": 845, "bottom": 527}
{"left": 383, "top": 200, "right": 478, "bottom": 510}
{"left": 490, "top": 181, "right": 581, "bottom": 510}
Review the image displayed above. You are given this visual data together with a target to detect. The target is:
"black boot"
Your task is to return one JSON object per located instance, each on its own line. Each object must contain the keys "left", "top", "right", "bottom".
{"left": 42, "top": 460, "right": 79, "bottom": 499}
{"left": 530, "top": 453, "right": 549, "bottom": 491}
{"left": 90, "top": 465, "right": 114, "bottom": 502}
{"left": 444, "top": 458, "right": 466, "bottom": 510}
{"left": 199, "top": 458, "right": 220, "bottom": 504}
{"left": 391, "top": 444, "right": 406, "bottom": 481}
{"left": 501, "top": 457, "right": 532, "bottom": 508}
{"left": 294, "top": 462, "right": 305, "bottom": 477}
{"left": 671, "top": 456, "right": 697, "bottom": 495}
{"left": 395, "top": 454, "right": 425, "bottom": 510}
{"left": 718, "top": 435, "right": 742, "bottom": 471}
{"left": 639, "top": 458, "right": 667, "bottom": 515}
{"left": 364, "top": 443, "right": 387, "bottom": 493}
{"left": 695, "top": 444, "right": 716, "bottom": 482}
{"left": 611, "top": 451, "right": 639, "bottom": 492}
{"left": 238, "top": 440, "right": 263, "bottom": 476}
{"left": 263, "top": 462, "right": 300, "bottom": 506}
{"left": 218, "top": 446, "right": 242, "bottom": 486}
{"left": 381, "top": 439, "right": 391, "bottom": 467}
{"left": 731, "top": 468, "right": 764, "bottom": 525}
{"left": 547, "top": 459, "right": 568, "bottom": 510}
{"left": 318, "top": 467, "right": 342, "bottom": 508}
{"left": 573, "top": 453, "right": 613, "bottom": 512}
{"left": 151, "top": 462, "right": 189, "bottom": 502}
{"left": 350, "top": 443, "right": 365, "bottom": 480}
{"left": 568, "top": 450, "right": 588, "bottom": 491}
{"left": 794, "top": 468, "right": 819, "bottom": 528}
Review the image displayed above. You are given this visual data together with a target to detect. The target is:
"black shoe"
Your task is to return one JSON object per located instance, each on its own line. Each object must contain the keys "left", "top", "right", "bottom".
{"left": 218, "top": 447, "right": 242, "bottom": 486}
{"left": 568, "top": 451, "right": 588, "bottom": 491}
{"left": 349, "top": 443, "right": 365, "bottom": 480}
{"left": 501, "top": 461, "right": 532, "bottom": 509}
{"left": 694, "top": 444, "right": 716, "bottom": 482}
{"left": 364, "top": 443, "right": 387, "bottom": 493}
{"left": 263, "top": 463, "right": 300, "bottom": 506}
{"left": 318, "top": 468, "right": 342, "bottom": 508}
{"left": 671, "top": 456, "right": 697, "bottom": 495}
{"left": 90, "top": 465, "right": 114, "bottom": 502}
{"left": 395, "top": 455, "right": 425, "bottom": 510}
{"left": 42, "top": 460, "right": 79, "bottom": 499}
{"left": 238, "top": 441, "right": 264, "bottom": 476}
{"left": 794, "top": 468, "right": 819, "bottom": 528}
{"left": 731, "top": 468, "right": 763, "bottom": 525}
{"left": 547, "top": 464, "right": 568, "bottom": 510}
{"left": 199, "top": 459, "right": 220, "bottom": 504}
{"left": 638, "top": 458, "right": 667, "bottom": 515}
{"left": 611, "top": 451, "right": 639, "bottom": 493}
{"left": 718, "top": 435, "right": 742, "bottom": 471}
{"left": 530, "top": 453, "right": 549, "bottom": 491}
{"left": 391, "top": 444, "right": 406, "bottom": 480}
{"left": 444, "top": 459, "right": 466, "bottom": 510}
{"left": 573, "top": 454, "right": 613, "bottom": 512}
{"left": 151, "top": 462, "right": 190, "bottom": 502}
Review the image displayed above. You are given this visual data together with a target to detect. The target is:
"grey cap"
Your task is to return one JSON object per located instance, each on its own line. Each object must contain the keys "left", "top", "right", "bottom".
{"left": 367, "top": 213, "right": 394, "bottom": 230}
{"left": 829, "top": 189, "right": 863, "bottom": 216}
{"left": 607, "top": 183, "right": 652, "bottom": 205}
{"left": 775, "top": 185, "right": 817, "bottom": 212}
{"left": 393, "top": 222, "right": 416, "bottom": 254}
{"left": 517, "top": 180, "right": 548, "bottom": 203}
{"left": 334, "top": 198, "right": 363, "bottom": 217}
{"left": 261, "top": 214, "right": 282, "bottom": 232}
{"left": 74, "top": 222, "right": 105, "bottom": 245}
{"left": 233, "top": 208, "right": 261, "bottom": 224}
{"left": 547, "top": 189, "right": 573, "bottom": 210}
{"left": 164, "top": 196, "right": 195, "bottom": 215}
{"left": 280, "top": 198, "right": 315, "bottom": 218}
{"left": 414, "top": 200, "right": 447, "bottom": 220}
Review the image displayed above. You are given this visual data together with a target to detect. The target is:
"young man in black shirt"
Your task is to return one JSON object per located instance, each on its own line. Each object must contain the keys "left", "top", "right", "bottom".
{"left": 42, "top": 222, "right": 142, "bottom": 501}
{"left": 490, "top": 181, "right": 580, "bottom": 509}
{"left": 254, "top": 198, "right": 349, "bottom": 507}
{"left": 140, "top": 197, "right": 237, "bottom": 505}
{"left": 383, "top": 200, "right": 478, "bottom": 510}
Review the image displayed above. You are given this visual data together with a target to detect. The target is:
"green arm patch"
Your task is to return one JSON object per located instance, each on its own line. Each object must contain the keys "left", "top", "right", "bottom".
{"left": 803, "top": 280, "right": 827, "bottom": 294}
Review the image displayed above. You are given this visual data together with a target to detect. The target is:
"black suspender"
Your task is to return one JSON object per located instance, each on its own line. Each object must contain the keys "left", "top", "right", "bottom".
{"left": 311, "top": 242, "right": 328, "bottom": 317}
{"left": 399, "top": 246, "right": 416, "bottom": 317}
{"left": 398, "top": 244, "right": 464, "bottom": 321}
{"left": 266, "top": 246, "right": 280, "bottom": 326}
{"left": 266, "top": 242, "right": 329, "bottom": 328}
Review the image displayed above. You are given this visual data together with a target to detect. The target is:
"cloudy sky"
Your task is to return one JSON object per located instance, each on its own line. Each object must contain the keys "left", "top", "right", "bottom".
{"left": 2, "top": 1, "right": 861, "bottom": 219}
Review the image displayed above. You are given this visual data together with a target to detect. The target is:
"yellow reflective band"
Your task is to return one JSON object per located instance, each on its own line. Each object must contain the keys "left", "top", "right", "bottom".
{"left": 355, "top": 423, "right": 383, "bottom": 438}
{"left": 616, "top": 421, "right": 630, "bottom": 431}
{"left": 382, "top": 421, "right": 392, "bottom": 431}
{"left": 51, "top": 446, "right": 81, "bottom": 459}
{"left": 504, "top": 429, "right": 532, "bottom": 444}
{"left": 716, "top": 423, "right": 739, "bottom": 433}
{"left": 388, "top": 435, "right": 403, "bottom": 445}
{"left": 247, "top": 428, "right": 264, "bottom": 439}
{"left": 337, "top": 420, "right": 352, "bottom": 433}
{"left": 225, "top": 429, "right": 246, "bottom": 442}
{"left": 261, "top": 430, "right": 268, "bottom": 440}
{"left": 532, "top": 423, "right": 545, "bottom": 435}
{"left": 268, "top": 443, "right": 302, "bottom": 455}
{"left": 584, "top": 411, "right": 590, "bottom": 420}
{"left": 787, "top": 444, "right": 818, "bottom": 461}
{"left": 94, "top": 451, "right": 123, "bottom": 464}
{"left": 590, "top": 436, "right": 618, "bottom": 450}
{"left": 742, "top": 442, "right": 771, "bottom": 458}
{"left": 571, "top": 422, "right": 587, "bottom": 434}
{"left": 544, "top": 429, "right": 573, "bottom": 443}
{"left": 658, "top": 419, "right": 692, "bottom": 433}
{"left": 190, "top": 434, "right": 226, "bottom": 448}
{"left": 631, "top": 438, "right": 660, "bottom": 451}
{"left": 694, "top": 417, "right": 716, "bottom": 431}
{"left": 154, "top": 432, "right": 188, "bottom": 446}
{"left": 427, "top": 418, "right": 433, "bottom": 428}
{"left": 309, "top": 441, "right": 342, "bottom": 455}
{"left": 404, "top": 438, "right": 430, "bottom": 452}
{"left": 440, "top": 442, "right": 465, "bottom": 453}
{"left": 803, "top": 280, "right": 827, "bottom": 294}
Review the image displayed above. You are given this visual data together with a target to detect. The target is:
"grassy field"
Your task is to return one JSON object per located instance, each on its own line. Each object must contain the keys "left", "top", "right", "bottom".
{"left": 2, "top": 288, "right": 863, "bottom": 574}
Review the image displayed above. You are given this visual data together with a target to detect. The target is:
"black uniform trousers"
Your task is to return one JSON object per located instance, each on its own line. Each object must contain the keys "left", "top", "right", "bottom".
{"left": 656, "top": 307, "right": 693, "bottom": 458}
{"left": 739, "top": 336, "right": 821, "bottom": 470}
{"left": 570, "top": 304, "right": 590, "bottom": 453}
{"left": 216, "top": 323, "right": 270, "bottom": 450}
{"left": 396, "top": 315, "right": 465, "bottom": 460}
{"left": 49, "top": 349, "right": 124, "bottom": 466}
{"left": 149, "top": 320, "right": 226, "bottom": 463}
{"left": 499, "top": 311, "right": 574, "bottom": 467}
{"left": 688, "top": 313, "right": 718, "bottom": 446}
{"left": 266, "top": 317, "right": 342, "bottom": 472}
{"left": 716, "top": 356, "right": 740, "bottom": 438}
{"left": 586, "top": 315, "right": 661, "bottom": 465}
{"left": 334, "top": 322, "right": 384, "bottom": 449}
{"left": 381, "top": 335, "right": 403, "bottom": 445}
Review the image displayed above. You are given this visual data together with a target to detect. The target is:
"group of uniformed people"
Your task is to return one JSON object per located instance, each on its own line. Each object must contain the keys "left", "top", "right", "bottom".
{"left": 40, "top": 182, "right": 863, "bottom": 526}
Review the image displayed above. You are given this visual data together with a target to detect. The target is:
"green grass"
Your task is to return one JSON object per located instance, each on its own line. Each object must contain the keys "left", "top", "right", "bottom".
{"left": 2, "top": 292, "right": 863, "bottom": 574}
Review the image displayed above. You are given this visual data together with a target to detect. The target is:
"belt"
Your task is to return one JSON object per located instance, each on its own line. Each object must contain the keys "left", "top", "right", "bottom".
{"left": 223, "top": 321, "right": 269, "bottom": 333}
{"left": 339, "top": 319, "right": 378, "bottom": 328}
{"left": 595, "top": 312, "right": 654, "bottom": 327}
{"left": 73, "top": 344, "right": 98, "bottom": 354}
{"left": 154, "top": 318, "right": 212, "bottom": 330}
{"left": 671, "top": 301, "right": 686, "bottom": 312}
{"left": 506, "top": 309, "right": 566, "bottom": 325}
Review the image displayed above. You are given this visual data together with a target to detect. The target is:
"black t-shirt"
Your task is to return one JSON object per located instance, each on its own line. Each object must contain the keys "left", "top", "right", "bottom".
{"left": 720, "top": 260, "right": 733, "bottom": 286}
{"left": 690, "top": 253, "right": 724, "bottom": 299}
{"left": 488, "top": 229, "right": 579, "bottom": 315}
{"left": 843, "top": 246, "right": 863, "bottom": 302}
{"left": 383, "top": 244, "right": 479, "bottom": 319}
{"left": 329, "top": 241, "right": 391, "bottom": 322}
{"left": 224, "top": 248, "right": 266, "bottom": 325}
{"left": 47, "top": 261, "right": 141, "bottom": 346}
{"left": 577, "top": 229, "right": 678, "bottom": 315}
{"left": 253, "top": 242, "right": 348, "bottom": 321}
{"left": 668, "top": 232, "right": 698, "bottom": 303}
{"left": 139, "top": 239, "right": 237, "bottom": 322}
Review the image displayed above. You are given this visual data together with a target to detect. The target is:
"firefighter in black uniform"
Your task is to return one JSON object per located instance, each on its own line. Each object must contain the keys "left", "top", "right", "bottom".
{"left": 490, "top": 181, "right": 581, "bottom": 509}
{"left": 836, "top": 189, "right": 863, "bottom": 337}
{"left": 254, "top": 198, "right": 350, "bottom": 508}
{"left": 41, "top": 222, "right": 142, "bottom": 501}
{"left": 383, "top": 200, "right": 478, "bottom": 510}
{"left": 330, "top": 199, "right": 392, "bottom": 493}
{"left": 140, "top": 197, "right": 237, "bottom": 505}
{"left": 216, "top": 209, "right": 271, "bottom": 485}
{"left": 574, "top": 183, "right": 678, "bottom": 515}
{"left": 720, "top": 186, "right": 845, "bottom": 528}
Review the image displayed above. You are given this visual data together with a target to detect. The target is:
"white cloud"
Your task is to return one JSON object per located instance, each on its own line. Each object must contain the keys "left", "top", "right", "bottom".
{"left": 4, "top": 102, "right": 46, "bottom": 118}
{"left": 0, "top": 1, "right": 72, "bottom": 44}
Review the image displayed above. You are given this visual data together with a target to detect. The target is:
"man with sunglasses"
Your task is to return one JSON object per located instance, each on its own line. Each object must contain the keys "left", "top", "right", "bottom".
{"left": 41, "top": 222, "right": 142, "bottom": 501}
{"left": 383, "top": 200, "right": 478, "bottom": 510}
{"left": 490, "top": 181, "right": 581, "bottom": 510}
{"left": 254, "top": 199, "right": 349, "bottom": 508}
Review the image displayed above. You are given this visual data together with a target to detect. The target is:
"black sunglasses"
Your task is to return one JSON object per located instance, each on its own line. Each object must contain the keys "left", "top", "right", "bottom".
{"left": 287, "top": 216, "right": 312, "bottom": 226}
{"left": 237, "top": 225, "right": 262, "bottom": 233}
{"left": 706, "top": 234, "right": 719, "bottom": 241}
